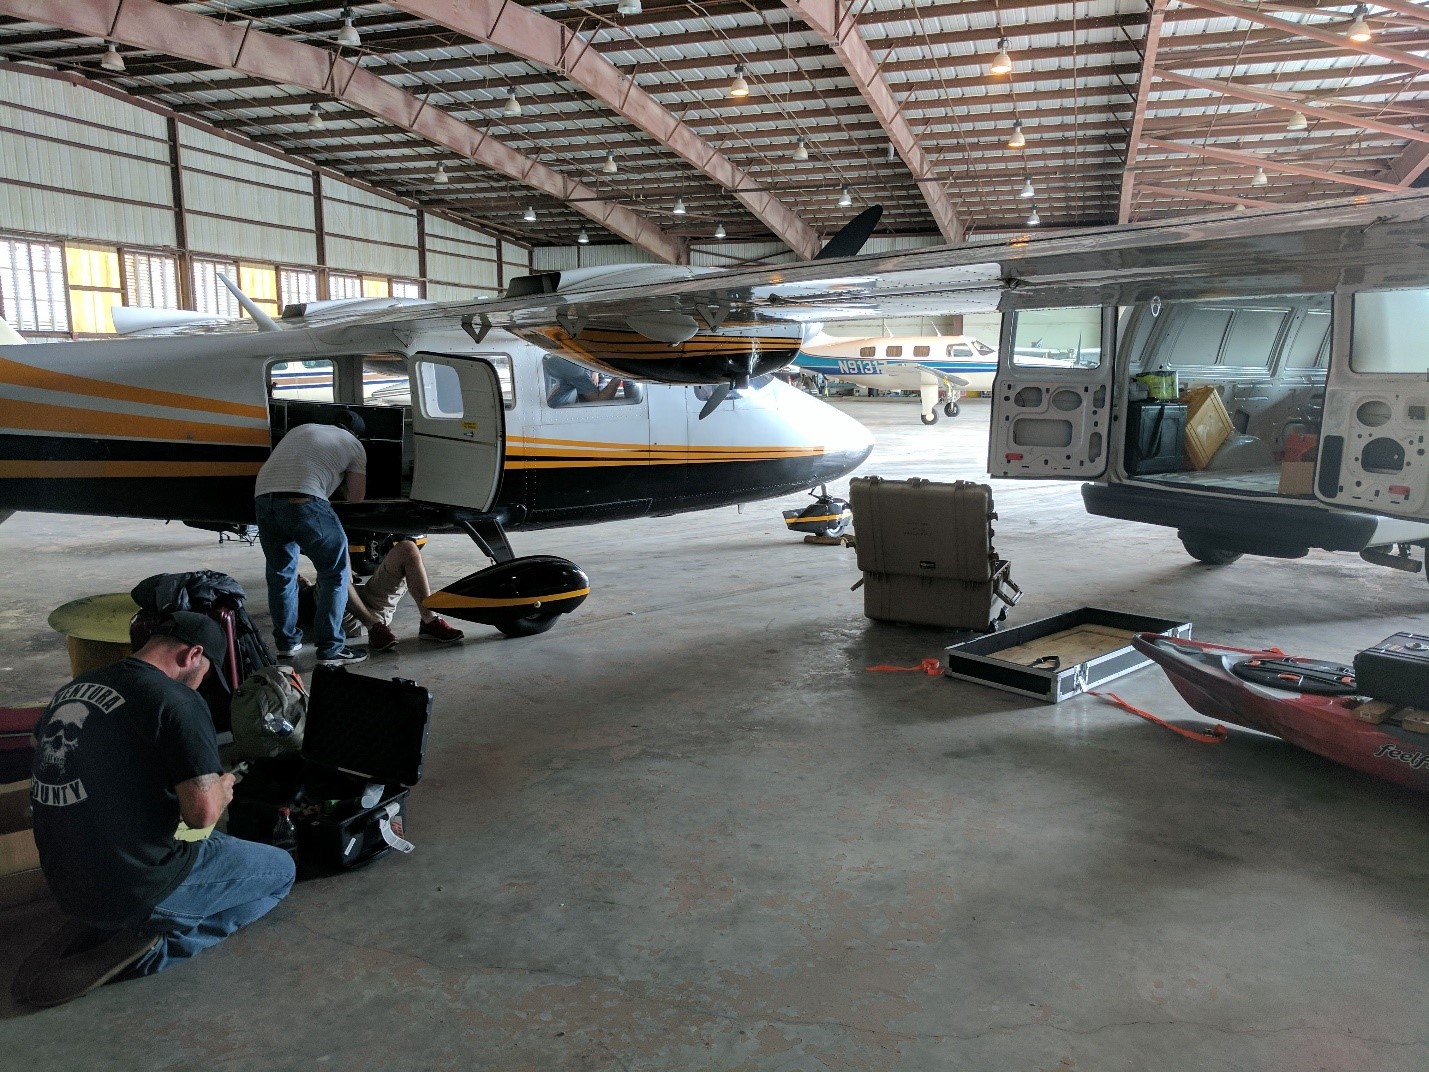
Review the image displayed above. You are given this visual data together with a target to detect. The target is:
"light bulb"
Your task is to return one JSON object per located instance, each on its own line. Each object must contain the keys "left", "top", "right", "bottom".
{"left": 1019, "top": 178, "right": 1035, "bottom": 199}
{"left": 792, "top": 138, "right": 809, "bottom": 162}
{"left": 1251, "top": 167, "right": 1269, "bottom": 188}
{"left": 989, "top": 38, "right": 1013, "bottom": 77}
{"left": 617, "top": 0, "right": 642, "bottom": 14}
{"left": 603, "top": 150, "right": 618, "bottom": 174}
{"left": 1008, "top": 120, "right": 1026, "bottom": 149}
{"left": 434, "top": 163, "right": 449, "bottom": 185}
{"left": 337, "top": 8, "right": 361, "bottom": 49}
{"left": 714, "top": 222, "right": 727, "bottom": 239}
{"left": 1286, "top": 111, "right": 1308, "bottom": 132}
{"left": 523, "top": 205, "right": 537, "bottom": 222}
{"left": 577, "top": 226, "right": 591, "bottom": 245}
{"left": 729, "top": 65, "right": 750, "bottom": 98}
{"left": 503, "top": 90, "right": 521, "bottom": 117}
{"left": 306, "top": 103, "right": 324, "bottom": 130}
{"left": 101, "top": 42, "right": 125, "bottom": 73}
{"left": 1027, "top": 206, "right": 1040, "bottom": 226}
{"left": 838, "top": 184, "right": 853, "bottom": 208}
{"left": 1346, "top": 5, "right": 1372, "bottom": 43}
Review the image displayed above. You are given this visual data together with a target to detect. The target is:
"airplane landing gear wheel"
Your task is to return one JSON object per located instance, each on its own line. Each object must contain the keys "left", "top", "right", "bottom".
{"left": 818, "top": 514, "right": 853, "bottom": 539}
{"left": 920, "top": 411, "right": 938, "bottom": 426}
{"left": 497, "top": 609, "right": 562, "bottom": 637}
{"left": 943, "top": 401, "right": 960, "bottom": 418}
{"left": 1178, "top": 530, "right": 1243, "bottom": 566}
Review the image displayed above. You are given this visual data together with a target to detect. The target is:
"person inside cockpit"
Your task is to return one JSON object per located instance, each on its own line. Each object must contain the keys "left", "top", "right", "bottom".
{"left": 545, "top": 356, "right": 624, "bottom": 407}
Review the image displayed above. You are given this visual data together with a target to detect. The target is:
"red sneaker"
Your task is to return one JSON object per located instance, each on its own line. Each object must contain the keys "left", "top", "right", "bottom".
{"left": 418, "top": 616, "right": 464, "bottom": 644}
{"left": 367, "top": 622, "right": 398, "bottom": 652}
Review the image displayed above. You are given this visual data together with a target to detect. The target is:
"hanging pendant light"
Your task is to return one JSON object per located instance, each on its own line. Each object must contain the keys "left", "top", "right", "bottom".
{"left": 1286, "top": 111, "right": 1308, "bottom": 132}
{"left": 792, "top": 138, "right": 809, "bottom": 162}
{"left": 503, "top": 89, "right": 522, "bottom": 117}
{"left": 434, "top": 162, "right": 450, "bottom": 185}
{"left": 617, "top": 0, "right": 642, "bottom": 14}
{"left": 838, "top": 184, "right": 853, "bottom": 208}
{"left": 1346, "top": 5, "right": 1372, "bottom": 43}
{"left": 1019, "top": 177, "right": 1035, "bottom": 199}
{"left": 1027, "top": 205, "right": 1040, "bottom": 227}
{"left": 602, "top": 150, "right": 618, "bottom": 174}
{"left": 1251, "top": 167, "right": 1269, "bottom": 188}
{"left": 1008, "top": 120, "right": 1026, "bottom": 149}
{"left": 672, "top": 197, "right": 687, "bottom": 216}
{"left": 101, "top": 42, "right": 126, "bottom": 73}
{"left": 714, "top": 222, "right": 727, "bottom": 239}
{"left": 337, "top": 6, "right": 361, "bottom": 49}
{"left": 523, "top": 205, "right": 538, "bottom": 222}
{"left": 989, "top": 38, "right": 1013, "bottom": 77}
{"left": 306, "top": 103, "right": 325, "bottom": 130}
{"left": 729, "top": 64, "right": 750, "bottom": 98}
{"left": 577, "top": 226, "right": 591, "bottom": 245}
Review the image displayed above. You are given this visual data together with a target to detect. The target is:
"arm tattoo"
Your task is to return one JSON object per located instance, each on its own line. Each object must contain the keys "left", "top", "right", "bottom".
{"left": 189, "top": 773, "right": 219, "bottom": 791}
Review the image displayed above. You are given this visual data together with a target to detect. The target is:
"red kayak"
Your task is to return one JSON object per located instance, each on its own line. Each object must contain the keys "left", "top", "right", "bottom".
{"left": 1132, "top": 633, "right": 1429, "bottom": 792}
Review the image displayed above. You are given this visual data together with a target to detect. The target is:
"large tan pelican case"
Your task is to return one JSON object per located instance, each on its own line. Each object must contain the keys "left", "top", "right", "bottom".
{"left": 849, "top": 476, "right": 1020, "bottom": 630}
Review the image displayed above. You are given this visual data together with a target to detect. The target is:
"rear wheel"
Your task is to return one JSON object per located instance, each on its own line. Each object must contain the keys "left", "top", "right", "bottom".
{"left": 920, "top": 411, "right": 938, "bottom": 426}
{"left": 943, "top": 401, "right": 960, "bottom": 417}
{"left": 1179, "top": 530, "right": 1244, "bottom": 566}
{"left": 497, "top": 610, "right": 562, "bottom": 638}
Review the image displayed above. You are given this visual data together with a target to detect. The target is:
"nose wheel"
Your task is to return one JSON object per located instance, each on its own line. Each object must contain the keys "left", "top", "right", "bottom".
{"left": 943, "top": 400, "right": 960, "bottom": 418}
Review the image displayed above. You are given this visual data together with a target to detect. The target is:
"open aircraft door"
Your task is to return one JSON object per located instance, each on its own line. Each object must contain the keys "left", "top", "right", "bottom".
{"left": 409, "top": 353, "right": 505, "bottom": 510}
{"left": 988, "top": 305, "right": 1115, "bottom": 479}
{"left": 1315, "top": 288, "right": 1429, "bottom": 521}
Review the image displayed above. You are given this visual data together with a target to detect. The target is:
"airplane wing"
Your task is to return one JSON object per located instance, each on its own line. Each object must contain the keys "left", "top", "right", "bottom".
{"left": 915, "top": 365, "right": 970, "bottom": 389}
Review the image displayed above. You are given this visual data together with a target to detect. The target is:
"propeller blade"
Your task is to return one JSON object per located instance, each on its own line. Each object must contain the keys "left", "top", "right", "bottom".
{"left": 813, "top": 205, "right": 884, "bottom": 261}
{"left": 698, "top": 383, "right": 732, "bottom": 420}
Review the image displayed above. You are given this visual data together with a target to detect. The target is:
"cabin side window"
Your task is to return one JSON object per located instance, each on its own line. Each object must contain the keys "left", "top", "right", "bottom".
{"left": 543, "top": 355, "right": 643, "bottom": 408}
{"left": 1010, "top": 307, "right": 1103, "bottom": 368}
{"left": 266, "top": 358, "right": 334, "bottom": 402}
{"left": 913, "top": 345, "right": 930, "bottom": 358}
{"left": 1282, "top": 309, "right": 1331, "bottom": 370}
{"left": 1351, "top": 289, "right": 1429, "bottom": 374}
{"left": 885, "top": 345, "right": 903, "bottom": 357}
{"left": 859, "top": 346, "right": 876, "bottom": 358}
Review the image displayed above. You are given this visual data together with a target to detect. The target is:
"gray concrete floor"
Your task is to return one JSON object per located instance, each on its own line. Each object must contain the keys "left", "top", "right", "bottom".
{"left": 2, "top": 397, "right": 1427, "bottom": 1071}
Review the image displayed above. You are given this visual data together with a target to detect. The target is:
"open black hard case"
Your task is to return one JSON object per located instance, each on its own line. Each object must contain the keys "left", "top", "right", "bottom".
{"left": 228, "top": 665, "right": 432, "bottom": 873}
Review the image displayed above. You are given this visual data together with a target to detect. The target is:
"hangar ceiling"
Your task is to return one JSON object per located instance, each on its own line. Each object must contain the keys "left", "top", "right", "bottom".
{"left": 0, "top": 0, "right": 1425, "bottom": 263}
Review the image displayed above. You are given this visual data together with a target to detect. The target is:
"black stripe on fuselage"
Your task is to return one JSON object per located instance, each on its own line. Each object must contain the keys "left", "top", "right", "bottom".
{"left": 0, "top": 433, "right": 267, "bottom": 463}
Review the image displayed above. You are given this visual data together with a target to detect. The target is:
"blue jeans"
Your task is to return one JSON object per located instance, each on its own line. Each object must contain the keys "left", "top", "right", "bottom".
{"left": 127, "top": 832, "right": 295, "bottom": 977}
{"left": 255, "top": 494, "right": 350, "bottom": 658}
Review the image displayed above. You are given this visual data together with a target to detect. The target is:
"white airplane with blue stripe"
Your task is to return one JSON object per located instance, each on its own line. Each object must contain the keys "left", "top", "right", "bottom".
{"left": 791, "top": 332, "right": 998, "bottom": 424}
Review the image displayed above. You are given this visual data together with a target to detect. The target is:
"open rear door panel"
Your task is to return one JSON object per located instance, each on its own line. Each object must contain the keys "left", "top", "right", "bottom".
{"left": 410, "top": 353, "right": 505, "bottom": 511}
{"left": 988, "top": 306, "right": 1114, "bottom": 479}
{"left": 1316, "top": 289, "right": 1429, "bottom": 521}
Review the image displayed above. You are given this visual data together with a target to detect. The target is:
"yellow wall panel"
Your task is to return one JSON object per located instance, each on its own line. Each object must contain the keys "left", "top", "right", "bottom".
{"left": 66, "top": 245, "right": 120, "bottom": 289}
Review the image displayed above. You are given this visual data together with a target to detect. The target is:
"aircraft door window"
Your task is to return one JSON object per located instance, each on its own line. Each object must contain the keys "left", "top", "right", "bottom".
{"left": 1011, "top": 306, "right": 1104, "bottom": 368}
{"left": 543, "top": 355, "right": 642, "bottom": 407}
{"left": 1351, "top": 289, "right": 1429, "bottom": 373}
{"left": 417, "top": 360, "right": 464, "bottom": 418}
{"left": 913, "top": 345, "right": 931, "bottom": 358}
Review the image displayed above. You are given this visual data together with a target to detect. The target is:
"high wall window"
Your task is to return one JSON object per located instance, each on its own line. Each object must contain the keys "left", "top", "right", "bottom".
{"left": 0, "top": 237, "right": 69, "bottom": 333}
{"left": 328, "top": 272, "right": 362, "bottom": 299}
{"left": 238, "top": 263, "right": 280, "bottom": 319}
{"left": 123, "top": 251, "right": 180, "bottom": 309}
{"left": 279, "top": 267, "right": 318, "bottom": 308}
{"left": 193, "top": 257, "right": 240, "bottom": 317}
{"left": 392, "top": 279, "right": 422, "bottom": 299}
{"left": 66, "top": 245, "right": 122, "bottom": 334}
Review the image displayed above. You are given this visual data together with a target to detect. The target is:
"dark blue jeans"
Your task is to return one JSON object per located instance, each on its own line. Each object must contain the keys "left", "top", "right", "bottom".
{"left": 128, "top": 832, "right": 295, "bottom": 976}
{"left": 255, "top": 494, "right": 349, "bottom": 658}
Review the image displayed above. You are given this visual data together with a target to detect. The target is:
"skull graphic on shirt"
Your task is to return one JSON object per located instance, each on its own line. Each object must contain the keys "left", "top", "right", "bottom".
{"left": 37, "top": 701, "right": 90, "bottom": 780}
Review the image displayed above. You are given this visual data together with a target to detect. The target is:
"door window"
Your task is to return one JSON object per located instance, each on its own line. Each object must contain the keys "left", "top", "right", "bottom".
{"left": 417, "top": 360, "right": 464, "bottom": 418}
{"left": 1351, "top": 289, "right": 1429, "bottom": 373}
{"left": 1011, "top": 307, "right": 1103, "bottom": 368}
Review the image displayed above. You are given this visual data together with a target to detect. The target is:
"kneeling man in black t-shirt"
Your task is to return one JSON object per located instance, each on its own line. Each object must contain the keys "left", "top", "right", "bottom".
{"left": 20, "top": 612, "right": 295, "bottom": 1005}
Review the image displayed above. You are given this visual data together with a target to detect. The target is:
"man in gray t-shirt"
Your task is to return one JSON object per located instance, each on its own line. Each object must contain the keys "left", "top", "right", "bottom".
{"left": 254, "top": 411, "right": 368, "bottom": 666}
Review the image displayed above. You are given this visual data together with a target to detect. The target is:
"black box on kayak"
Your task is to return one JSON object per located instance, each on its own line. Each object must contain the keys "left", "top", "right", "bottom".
{"left": 228, "top": 666, "right": 431, "bottom": 873}
{"left": 1354, "top": 633, "right": 1429, "bottom": 710}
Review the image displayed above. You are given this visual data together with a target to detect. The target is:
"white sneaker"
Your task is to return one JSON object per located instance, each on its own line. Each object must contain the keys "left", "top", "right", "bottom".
{"left": 275, "top": 643, "right": 302, "bottom": 659}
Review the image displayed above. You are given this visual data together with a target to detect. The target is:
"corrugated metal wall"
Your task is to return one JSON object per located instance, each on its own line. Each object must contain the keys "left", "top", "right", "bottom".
{"left": 536, "top": 232, "right": 949, "bottom": 272}
{"left": 322, "top": 177, "right": 418, "bottom": 277}
{"left": 0, "top": 69, "right": 174, "bottom": 248}
{"left": 425, "top": 215, "right": 500, "bottom": 299}
{"left": 181, "top": 127, "right": 316, "bottom": 264}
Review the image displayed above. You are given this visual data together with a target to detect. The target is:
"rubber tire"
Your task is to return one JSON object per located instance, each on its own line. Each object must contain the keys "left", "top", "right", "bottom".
{"left": 920, "top": 412, "right": 938, "bottom": 426}
{"left": 1179, "top": 531, "right": 1244, "bottom": 566}
{"left": 349, "top": 539, "right": 383, "bottom": 578}
{"left": 819, "top": 515, "right": 853, "bottom": 539}
{"left": 943, "top": 401, "right": 960, "bottom": 418}
{"left": 497, "top": 610, "right": 562, "bottom": 638}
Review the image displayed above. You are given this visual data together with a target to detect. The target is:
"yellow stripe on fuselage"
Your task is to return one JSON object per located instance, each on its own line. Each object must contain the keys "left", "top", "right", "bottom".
{"left": 425, "top": 587, "right": 591, "bottom": 610}
{"left": 0, "top": 356, "right": 268, "bottom": 420}
{"left": 0, "top": 399, "right": 270, "bottom": 446}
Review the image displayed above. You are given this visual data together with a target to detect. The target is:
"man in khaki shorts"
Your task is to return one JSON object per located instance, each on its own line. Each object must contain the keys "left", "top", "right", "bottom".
{"left": 344, "top": 536, "right": 464, "bottom": 652}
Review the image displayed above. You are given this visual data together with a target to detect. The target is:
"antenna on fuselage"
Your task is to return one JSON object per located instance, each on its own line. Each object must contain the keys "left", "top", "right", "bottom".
{"left": 217, "top": 274, "right": 280, "bottom": 332}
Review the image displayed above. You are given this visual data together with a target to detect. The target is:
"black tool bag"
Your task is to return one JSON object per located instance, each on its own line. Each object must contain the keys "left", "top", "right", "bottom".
{"left": 1124, "top": 400, "right": 1187, "bottom": 476}
{"left": 228, "top": 666, "right": 432, "bottom": 875}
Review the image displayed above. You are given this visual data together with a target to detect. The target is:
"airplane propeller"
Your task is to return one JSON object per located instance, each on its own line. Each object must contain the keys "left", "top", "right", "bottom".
{"left": 698, "top": 377, "right": 747, "bottom": 420}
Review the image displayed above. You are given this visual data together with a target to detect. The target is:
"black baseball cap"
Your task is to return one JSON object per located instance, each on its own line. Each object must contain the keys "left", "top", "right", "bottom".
{"left": 152, "top": 612, "right": 227, "bottom": 675}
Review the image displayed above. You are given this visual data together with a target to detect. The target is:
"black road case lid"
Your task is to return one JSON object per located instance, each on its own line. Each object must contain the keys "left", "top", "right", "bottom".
{"left": 304, "top": 665, "right": 432, "bottom": 786}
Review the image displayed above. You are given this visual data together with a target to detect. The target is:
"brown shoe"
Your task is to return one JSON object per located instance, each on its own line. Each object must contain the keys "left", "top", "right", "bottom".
{"left": 367, "top": 621, "right": 398, "bottom": 652}
{"left": 21, "top": 927, "right": 160, "bottom": 1007}
{"left": 418, "top": 616, "right": 464, "bottom": 644}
